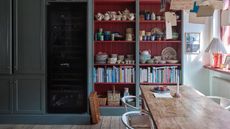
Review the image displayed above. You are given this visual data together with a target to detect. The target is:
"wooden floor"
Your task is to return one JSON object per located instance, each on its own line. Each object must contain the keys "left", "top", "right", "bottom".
{"left": 0, "top": 116, "right": 125, "bottom": 129}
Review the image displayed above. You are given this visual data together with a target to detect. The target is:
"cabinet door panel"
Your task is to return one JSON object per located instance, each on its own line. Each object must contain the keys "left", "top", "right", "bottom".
{"left": 14, "top": 78, "right": 44, "bottom": 114}
{"left": 14, "top": 0, "right": 44, "bottom": 74}
{"left": 0, "top": 79, "right": 12, "bottom": 113}
{"left": 0, "top": 0, "right": 12, "bottom": 74}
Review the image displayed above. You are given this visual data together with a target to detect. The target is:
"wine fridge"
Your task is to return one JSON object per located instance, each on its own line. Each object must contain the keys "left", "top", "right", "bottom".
{"left": 47, "top": 2, "right": 87, "bottom": 113}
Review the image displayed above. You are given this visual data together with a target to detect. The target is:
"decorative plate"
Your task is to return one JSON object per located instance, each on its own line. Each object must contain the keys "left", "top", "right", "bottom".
{"left": 161, "top": 47, "right": 177, "bottom": 60}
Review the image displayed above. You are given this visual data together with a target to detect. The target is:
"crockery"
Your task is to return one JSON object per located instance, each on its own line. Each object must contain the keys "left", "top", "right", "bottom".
{"left": 161, "top": 47, "right": 177, "bottom": 60}
{"left": 104, "top": 13, "right": 110, "bottom": 21}
{"left": 126, "top": 54, "right": 134, "bottom": 60}
{"left": 118, "top": 55, "right": 125, "bottom": 61}
{"left": 95, "top": 13, "right": 104, "bottom": 21}
{"left": 166, "top": 60, "right": 179, "bottom": 64}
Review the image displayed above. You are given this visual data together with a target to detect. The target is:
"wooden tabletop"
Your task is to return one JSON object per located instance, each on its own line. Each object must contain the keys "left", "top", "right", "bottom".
{"left": 140, "top": 85, "right": 230, "bottom": 129}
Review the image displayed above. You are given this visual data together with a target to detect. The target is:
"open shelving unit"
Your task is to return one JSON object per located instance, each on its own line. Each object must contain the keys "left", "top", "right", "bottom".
{"left": 93, "top": 0, "right": 136, "bottom": 109}
{"left": 139, "top": 0, "right": 182, "bottom": 85}
{"left": 93, "top": 0, "right": 183, "bottom": 111}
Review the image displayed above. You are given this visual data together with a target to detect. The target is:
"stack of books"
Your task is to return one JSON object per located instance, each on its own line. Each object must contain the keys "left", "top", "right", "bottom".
{"left": 93, "top": 67, "right": 135, "bottom": 83}
{"left": 140, "top": 66, "right": 181, "bottom": 83}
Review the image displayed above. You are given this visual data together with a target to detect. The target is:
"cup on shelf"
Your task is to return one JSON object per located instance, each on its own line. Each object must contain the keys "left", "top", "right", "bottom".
{"left": 118, "top": 55, "right": 125, "bottom": 61}
{"left": 111, "top": 54, "right": 118, "bottom": 58}
{"left": 108, "top": 58, "right": 117, "bottom": 64}
{"left": 121, "top": 15, "right": 127, "bottom": 21}
{"left": 117, "top": 15, "right": 122, "bottom": 21}
{"left": 104, "top": 13, "right": 110, "bottom": 21}
{"left": 126, "top": 54, "right": 134, "bottom": 60}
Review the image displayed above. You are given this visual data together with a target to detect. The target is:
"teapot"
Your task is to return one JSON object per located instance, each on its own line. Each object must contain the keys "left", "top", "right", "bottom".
{"left": 140, "top": 50, "right": 151, "bottom": 64}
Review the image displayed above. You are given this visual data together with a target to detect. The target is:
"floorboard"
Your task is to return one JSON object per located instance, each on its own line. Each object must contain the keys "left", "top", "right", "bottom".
{"left": 0, "top": 117, "right": 125, "bottom": 129}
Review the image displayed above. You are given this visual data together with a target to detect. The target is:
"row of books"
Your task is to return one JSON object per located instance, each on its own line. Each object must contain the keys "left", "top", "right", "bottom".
{"left": 140, "top": 66, "right": 181, "bottom": 83}
{"left": 93, "top": 67, "right": 135, "bottom": 83}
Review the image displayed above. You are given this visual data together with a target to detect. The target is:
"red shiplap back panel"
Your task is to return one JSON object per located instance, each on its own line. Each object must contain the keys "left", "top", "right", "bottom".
{"left": 94, "top": 42, "right": 135, "bottom": 56}
{"left": 94, "top": 0, "right": 135, "bottom": 15}
{"left": 94, "top": 23, "right": 135, "bottom": 36}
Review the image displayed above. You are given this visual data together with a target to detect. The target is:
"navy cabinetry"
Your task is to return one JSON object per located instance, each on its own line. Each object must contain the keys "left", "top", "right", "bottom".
{"left": 0, "top": 0, "right": 12, "bottom": 74}
{"left": 0, "top": 78, "right": 13, "bottom": 113}
{"left": 14, "top": 0, "right": 45, "bottom": 74}
{"left": 0, "top": 0, "right": 45, "bottom": 114}
{"left": 14, "top": 76, "right": 45, "bottom": 114}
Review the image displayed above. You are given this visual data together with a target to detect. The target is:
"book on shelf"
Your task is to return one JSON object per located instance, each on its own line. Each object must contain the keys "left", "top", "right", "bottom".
{"left": 140, "top": 66, "right": 181, "bottom": 83}
{"left": 93, "top": 67, "right": 135, "bottom": 83}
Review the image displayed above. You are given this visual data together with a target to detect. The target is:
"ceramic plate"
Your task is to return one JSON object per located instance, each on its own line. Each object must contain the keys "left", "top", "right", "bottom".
{"left": 161, "top": 47, "right": 177, "bottom": 60}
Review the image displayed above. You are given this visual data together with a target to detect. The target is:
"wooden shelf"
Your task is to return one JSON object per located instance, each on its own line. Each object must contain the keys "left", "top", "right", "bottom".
{"left": 140, "top": 83, "right": 177, "bottom": 85}
{"left": 94, "top": 64, "right": 135, "bottom": 66}
{"left": 94, "top": 20, "right": 135, "bottom": 23}
{"left": 140, "top": 64, "right": 181, "bottom": 67}
{"left": 94, "top": 41, "right": 135, "bottom": 43}
{"left": 100, "top": 105, "right": 123, "bottom": 108}
{"left": 94, "top": 82, "right": 135, "bottom": 85}
{"left": 204, "top": 65, "right": 230, "bottom": 75}
{"left": 140, "top": 0, "right": 160, "bottom": 4}
{"left": 140, "top": 41, "right": 181, "bottom": 43}
{"left": 95, "top": 0, "right": 135, "bottom": 4}
{"left": 140, "top": 20, "right": 181, "bottom": 23}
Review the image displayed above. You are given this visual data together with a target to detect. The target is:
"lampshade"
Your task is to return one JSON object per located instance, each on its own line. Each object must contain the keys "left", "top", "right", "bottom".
{"left": 221, "top": 9, "right": 230, "bottom": 26}
{"left": 205, "top": 38, "right": 227, "bottom": 53}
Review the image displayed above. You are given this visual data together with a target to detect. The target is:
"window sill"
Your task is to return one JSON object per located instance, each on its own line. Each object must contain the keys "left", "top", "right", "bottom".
{"left": 203, "top": 65, "right": 230, "bottom": 75}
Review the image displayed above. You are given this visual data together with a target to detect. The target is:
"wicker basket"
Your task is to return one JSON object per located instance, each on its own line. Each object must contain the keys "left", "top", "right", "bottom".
{"left": 98, "top": 95, "right": 107, "bottom": 106}
{"left": 107, "top": 86, "right": 120, "bottom": 106}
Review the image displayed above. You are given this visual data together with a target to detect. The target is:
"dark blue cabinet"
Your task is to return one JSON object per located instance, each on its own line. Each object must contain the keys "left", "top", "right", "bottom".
{"left": 0, "top": 76, "right": 45, "bottom": 114}
{"left": 14, "top": 76, "right": 45, "bottom": 114}
{"left": 14, "top": 0, "right": 45, "bottom": 74}
{"left": 0, "top": 0, "right": 12, "bottom": 74}
{"left": 0, "top": 0, "right": 45, "bottom": 114}
{"left": 0, "top": 78, "right": 13, "bottom": 113}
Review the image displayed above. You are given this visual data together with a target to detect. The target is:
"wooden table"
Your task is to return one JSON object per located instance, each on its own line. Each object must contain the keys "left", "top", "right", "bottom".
{"left": 140, "top": 85, "right": 230, "bottom": 129}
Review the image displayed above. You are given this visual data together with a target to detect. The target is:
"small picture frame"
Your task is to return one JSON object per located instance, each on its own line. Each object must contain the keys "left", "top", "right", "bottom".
{"left": 185, "top": 32, "right": 200, "bottom": 54}
{"left": 224, "top": 55, "right": 230, "bottom": 68}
